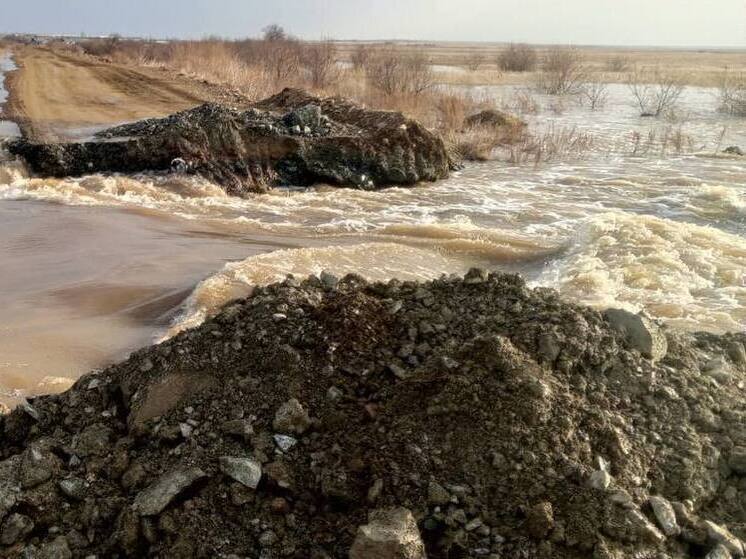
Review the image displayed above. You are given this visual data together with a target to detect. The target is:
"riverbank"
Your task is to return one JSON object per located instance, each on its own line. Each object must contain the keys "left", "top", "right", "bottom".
{"left": 1, "top": 270, "right": 745, "bottom": 558}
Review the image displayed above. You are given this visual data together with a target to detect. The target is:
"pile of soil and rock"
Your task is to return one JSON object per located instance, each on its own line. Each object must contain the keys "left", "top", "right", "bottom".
{"left": 7, "top": 88, "right": 452, "bottom": 195}
{"left": 1, "top": 270, "right": 745, "bottom": 558}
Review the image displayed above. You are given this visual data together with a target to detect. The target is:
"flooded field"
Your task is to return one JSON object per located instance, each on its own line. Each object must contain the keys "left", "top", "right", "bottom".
{"left": 0, "top": 72, "right": 744, "bottom": 406}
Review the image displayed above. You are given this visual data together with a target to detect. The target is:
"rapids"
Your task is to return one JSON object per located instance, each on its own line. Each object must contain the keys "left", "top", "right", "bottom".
{"left": 0, "top": 79, "right": 744, "bottom": 407}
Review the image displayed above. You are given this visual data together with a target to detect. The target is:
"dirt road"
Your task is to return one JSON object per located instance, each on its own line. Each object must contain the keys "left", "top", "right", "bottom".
{"left": 6, "top": 47, "right": 245, "bottom": 141}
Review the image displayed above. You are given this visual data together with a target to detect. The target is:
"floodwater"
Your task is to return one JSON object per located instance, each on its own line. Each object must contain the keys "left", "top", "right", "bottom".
{"left": 0, "top": 74, "right": 744, "bottom": 406}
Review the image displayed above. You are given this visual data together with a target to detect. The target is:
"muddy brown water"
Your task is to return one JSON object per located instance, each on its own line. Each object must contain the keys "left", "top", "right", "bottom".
{"left": 0, "top": 75, "right": 745, "bottom": 407}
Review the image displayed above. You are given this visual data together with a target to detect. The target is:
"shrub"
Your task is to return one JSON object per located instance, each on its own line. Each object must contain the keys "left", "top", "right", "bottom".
{"left": 497, "top": 44, "right": 537, "bottom": 72}
{"left": 366, "top": 47, "right": 434, "bottom": 97}
{"left": 350, "top": 44, "right": 372, "bottom": 70}
{"left": 536, "top": 47, "right": 589, "bottom": 95}
{"left": 606, "top": 56, "right": 630, "bottom": 73}
{"left": 579, "top": 81, "right": 609, "bottom": 110}
{"left": 627, "top": 67, "right": 686, "bottom": 117}
{"left": 302, "top": 40, "right": 339, "bottom": 89}
{"left": 80, "top": 34, "right": 122, "bottom": 57}
{"left": 465, "top": 53, "right": 485, "bottom": 72}
{"left": 718, "top": 73, "right": 746, "bottom": 116}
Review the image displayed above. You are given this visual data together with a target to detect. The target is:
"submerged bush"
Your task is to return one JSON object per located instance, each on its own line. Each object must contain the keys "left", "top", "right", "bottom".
{"left": 627, "top": 67, "right": 686, "bottom": 117}
{"left": 535, "top": 47, "right": 589, "bottom": 95}
{"left": 718, "top": 73, "right": 746, "bottom": 116}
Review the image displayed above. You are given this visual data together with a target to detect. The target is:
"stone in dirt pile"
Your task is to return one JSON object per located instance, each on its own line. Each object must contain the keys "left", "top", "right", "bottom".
{"left": 1, "top": 271, "right": 745, "bottom": 558}
{"left": 8, "top": 88, "right": 452, "bottom": 195}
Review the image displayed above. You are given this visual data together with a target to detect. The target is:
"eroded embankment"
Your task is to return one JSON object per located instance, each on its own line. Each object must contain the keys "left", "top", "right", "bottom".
{"left": 8, "top": 88, "right": 452, "bottom": 195}
{"left": 1, "top": 271, "right": 745, "bottom": 558}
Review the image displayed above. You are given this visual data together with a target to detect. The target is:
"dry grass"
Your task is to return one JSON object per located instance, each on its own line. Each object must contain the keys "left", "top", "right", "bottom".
{"left": 629, "top": 126, "right": 695, "bottom": 156}
{"left": 335, "top": 41, "right": 746, "bottom": 88}
{"left": 501, "top": 125, "right": 595, "bottom": 165}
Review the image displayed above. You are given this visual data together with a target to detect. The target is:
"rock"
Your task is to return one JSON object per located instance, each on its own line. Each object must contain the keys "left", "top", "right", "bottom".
{"left": 704, "top": 521, "right": 744, "bottom": 557}
{"left": 464, "top": 268, "right": 488, "bottom": 285}
{"left": 349, "top": 507, "right": 426, "bottom": 559}
{"left": 707, "top": 544, "right": 734, "bottom": 559}
{"left": 9, "top": 90, "right": 451, "bottom": 195}
{"left": 526, "top": 502, "right": 554, "bottom": 540}
{"left": 20, "top": 447, "right": 56, "bottom": 489}
{"left": 464, "top": 109, "right": 524, "bottom": 129}
{"left": 19, "top": 401, "right": 40, "bottom": 421}
{"left": 727, "top": 341, "right": 746, "bottom": 366}
{"left": 728, "top": 447, "right": 746, "bottom": 475}
{"left": 427, "top": 481, "right": 451, "bottom": 506}
{"left": 626, "top": 509, "right": 665, "bottom": 544}
{"left": 0, "top": 403, "right": 10, "bottom": 416}
{"left": 59, "top": 477, "right": 86, "bottom": 501}
{"left": 320, "top": 271, "right": 339, "bottom": 290}
{"left": 121, "top": 463, "right": 147, "bottom": 490}
{"left": 284, "top": 103, "right": 322, "bottom": 128}
{"left": 589, "top": 470, "right": 612, "bottom": 490}
{"left": 38, "top": 536, "right": 72, "bottom": 559}
{"left": 219, "top": 456, "right": 262, "bottom": 490}
{"left": 1, "top": 513, "right": 34, "bottom": 545}
{"left": 648, "top": 496, "right": 680, "bottom": 536}
{"left": 724, "top": 146, "right": 744, "bottom": 156}
{"left": 127, "top": 371, "right": 216, "bottom": 431}
{"left": 273, "top": 399, "right": 311, "bottom": 434}
{"left": 603, "top": 309, "right": 668, "bottom": 361}
{"left": 273, "top": 434, "right": 298, "bottom": 452}
{"left": 133, "top": 467, "right": 207, "bottom": 516}
{"left": 73, "top": 423, "right": 113, "bottom": 457}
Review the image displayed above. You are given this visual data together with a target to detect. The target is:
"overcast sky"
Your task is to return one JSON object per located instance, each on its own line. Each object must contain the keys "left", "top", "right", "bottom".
{"left": 2, "top": 0, "right": 745, "bottom": 47}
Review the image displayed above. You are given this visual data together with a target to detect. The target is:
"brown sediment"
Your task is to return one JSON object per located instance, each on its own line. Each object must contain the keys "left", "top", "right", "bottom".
{"left": 0, "top": 270, "right": 745, "bottom": 557}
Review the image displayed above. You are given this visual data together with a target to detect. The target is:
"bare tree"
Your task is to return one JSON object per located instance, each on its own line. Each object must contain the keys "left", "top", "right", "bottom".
{"left": 402, "top": 49, "right": 435, "bottom": 95}
{"left": 718, "top": 72, "right": 746, "bottom": 116}
{"left": 627, "top": 67, "right": 686, "bottom": 117}
{"left": 302, "top": 40, "right": 339, "bottom": 89}
{"left": 498, "top": 44, "right": 537, "bottom": 72}
{"left": 350, "top": 44, "right": 372, "bottom": 71}
{"left": 579, "top": 81, "right": 609, "bottom": 110}
{"left": 262, "top": 24, "right": 287, "bottom": 42}
{"left": 465, "top": 53, "right": 485, "bottom": 72}
{"left": 536, "top": 47, "right": 589, "bottom": 95}
{"left": 366, "top": 47, "right": 433, "bottom": 96}
{"left": 260, "top": 36, "right": 302, "bottom": 86}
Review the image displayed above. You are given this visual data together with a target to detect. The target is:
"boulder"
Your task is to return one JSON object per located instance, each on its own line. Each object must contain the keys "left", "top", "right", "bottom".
{"left": 273, "top": 398, "right": 312, "bottom": 434}
{"left": 704, "top": 520, "right": 745, "bottom": 557}
{"left": 526, "top": 501, "right": 555, "bottom": 540}
{"left": 219, "top": 456, "right": 262, "bottom": 489}
{"left": 349, "top": 507, "right": 426, "bottom": 559}
{"left": 133, "top": 467, "right": 207, "bottom": 516}
{"left": 707, "top": 544, "right": 733, "bottom": 559}
{"left": 0, "top": 513, "right": 34, "bottom": 545}
{"left": 9, "top": 89, "right": 452, "bottom": 196}
{"left": 603, "top": 309, "right": 668, "bottom": 361}
{"left": 648, "top": 496, "right": 680, "bottom": 536}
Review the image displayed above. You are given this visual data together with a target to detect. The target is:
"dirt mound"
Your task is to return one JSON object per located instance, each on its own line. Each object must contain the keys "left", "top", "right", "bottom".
{"left": 7, "top": 88, "right": 452, "bottom": 195}
{"left": 1, "top": 271, "right": 745, "bottom": 558}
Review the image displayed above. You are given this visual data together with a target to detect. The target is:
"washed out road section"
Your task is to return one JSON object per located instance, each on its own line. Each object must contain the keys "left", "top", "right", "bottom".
{"left": 5, "top": 47, "right": 231, "bottom": 141}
